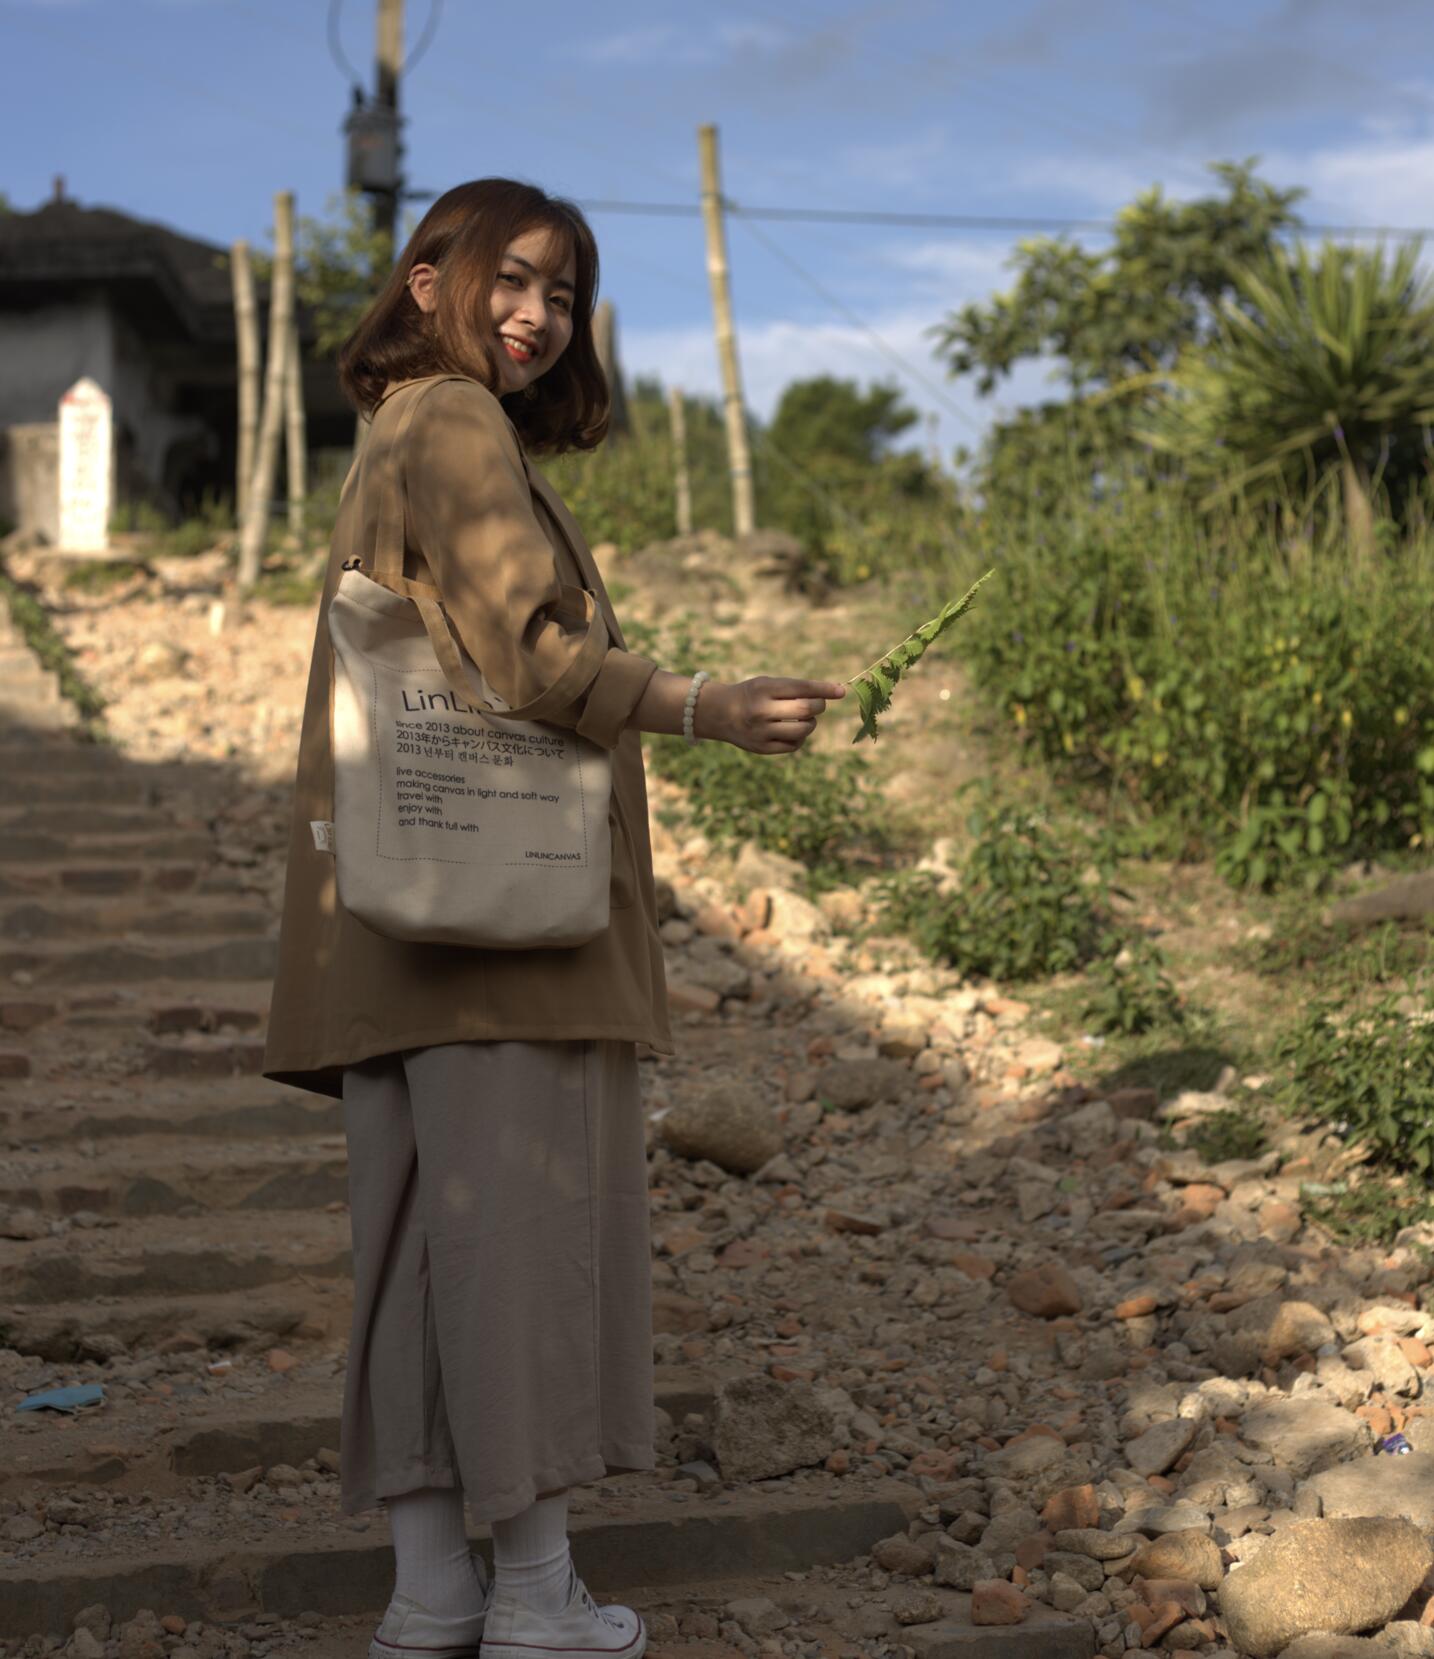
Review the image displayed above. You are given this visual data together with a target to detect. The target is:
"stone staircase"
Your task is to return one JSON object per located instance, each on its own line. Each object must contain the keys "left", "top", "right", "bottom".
{"left": 0, "top": 600, "right": 937, "bottom": 1652}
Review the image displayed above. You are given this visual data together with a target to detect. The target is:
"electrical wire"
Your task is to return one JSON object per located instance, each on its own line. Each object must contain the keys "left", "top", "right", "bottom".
{"left": 402, "top": 0, "right": 443, "bottom": 75}
{"left": 326, "top": 0, "right": 362, "bottom": 87}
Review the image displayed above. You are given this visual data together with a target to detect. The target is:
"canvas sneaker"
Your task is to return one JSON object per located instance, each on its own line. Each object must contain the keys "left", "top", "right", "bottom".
{"left": 369, "top": 1566, "right": 493, "bottom": 1659}
{"left": 479, "top": 1561, "right": 646, "bottom": 1659}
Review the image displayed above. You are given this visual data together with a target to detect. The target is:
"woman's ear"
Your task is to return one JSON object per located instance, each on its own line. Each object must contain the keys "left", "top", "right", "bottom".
{"left": 407, "top": 263, "right": 438, "bottom": 314}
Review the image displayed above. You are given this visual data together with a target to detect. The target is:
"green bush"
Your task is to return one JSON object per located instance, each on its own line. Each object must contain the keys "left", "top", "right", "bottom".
{"left": 1273, "top": 987, "right": 1434, "bottom": 1174}
{"left": 868, "top": 802, "right": 1112, "bottom": 980}
{"left": 935, "top": 471, "right": 1434, "bottom": 893}
{"left": 1082, "top": 934, "right": 1186, "bottom": 1035}
{"left": 646, "top": 735, "right": 888, "bottom": 891}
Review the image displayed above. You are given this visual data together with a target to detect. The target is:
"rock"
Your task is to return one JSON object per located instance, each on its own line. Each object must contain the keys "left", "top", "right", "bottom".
{"left": 265, "top": 1461, "right": 302, "bottom": 1487}
{"left": 1344, "top": 1335, "right": 1421, "bottom": 1397}
{"left": 873, "top": 1531, "right": 938, "bottom": 1576}
{"left": 933, "top": 1536, "right": 997, "bottom": 1590}
{"left": 1053, "top": 1527, "right": 1140, "bottom": 1561}
{"left": 971, "top": 1580, "right": 1028, "bottom": 1625}
{"left": 1379, "top": 1623, "right": 1434, "bottom": 1657}
{"left": 1240, "top": 1297, "right": 1338, "bottom": 1365}
{"left": 1129, "top": 1529, "right": 1224, "bottom": 1589}
{"left": 723, "top": 1596, "right": 790, "bottom": 1636}
{"left": 1007, "top": 1263, "right": 1084, "bottom": 1318}
{"left": 71, "top": 1608, "right": 111, "bottom": 1643}
{"left": 1308, "top": 1452, "right": 1434, "bottom": 1530}
{"left": 813, "top": 1057, "right": 910, "bottom": 1110}
{"left": 1042, "top": 1484, "right": 1101, "bottom": 1531}
{"left": 132, "top": 640, "right": 191, "bottom": 680}
{"left": 68, "top": 1631, "right": 104, "bottom": 1659}
{"left": 711, "top": 1372, "right": 834, "bottom": 1482}
{"left": 1240, "top": 1399, "right": 1372, "bottom": 1478}
{"left": 118, "top": 1610, "right": 165, "bottom": 1659}
{"left": 734, "top": 842, "right": 807, "bottom": 891}
{"left": 658, "top": 1084, "right": 784, "bottom": 1174}
{"left": 765, "top": 888, "right": 828, "bottom": 943}
{"left": 1114, "top": 1500, "right": 1211, "bottom": 1536}
{"left": 679, "top": 941, "right": 753, "bottom": 1001}
{"left": 4, "top": 1515, "right": 43, "bottom": 1541}
{"left": 652, "top": 1289, "right": 708, "bottom": 1334}
{"left": 1044, "top": 1551, "right": 1104, "bottom": 1591}
{"left": 1219, "top": 1517, "right": 1433, "bottom": 1658}
{"left": 991, "top": 1435, "right": 1067, "bottom": 1477}
{"left": 888, "top": 1587, "right": 945, "bottom": 1626}
{"left": 1275, "top": 1637, "right": 1400, "bottom": 1659}
{"left": 1126, "top": 1417, "right": 1198, "bottom": 1477}
{"left": 220, "top": 1465, "right": 262, "bottom": 1494}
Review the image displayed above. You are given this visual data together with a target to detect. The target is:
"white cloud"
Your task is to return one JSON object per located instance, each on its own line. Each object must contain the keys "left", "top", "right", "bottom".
{"left": 1282, "top": 124, "right": 1434, "bottom": 230}
{"left": 622, "top": 307, "right": 1058, "bottom": 470}
{"left": 836, "top": 123, "right": 953, "bottom": 190}
{"left": 1007, "top": 151, "right": 1210, "bottom": 212}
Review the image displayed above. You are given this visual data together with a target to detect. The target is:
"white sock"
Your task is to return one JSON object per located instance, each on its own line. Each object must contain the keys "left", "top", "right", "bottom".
{"left": 385, "top": 1486, "right": 486, "bottom": 1618}
{"left": 491, "top": 1491, "right": 574, "bottom": 1615}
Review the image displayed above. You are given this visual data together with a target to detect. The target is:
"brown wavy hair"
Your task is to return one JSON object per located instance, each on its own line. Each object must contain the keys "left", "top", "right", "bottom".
{"left": 337, "top": 178, "right": 609, "bottom": 455}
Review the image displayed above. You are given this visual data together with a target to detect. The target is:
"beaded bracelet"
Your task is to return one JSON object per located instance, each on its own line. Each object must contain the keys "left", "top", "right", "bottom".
{"left": 683, "top": 670, "right": 711, "bottom": 746}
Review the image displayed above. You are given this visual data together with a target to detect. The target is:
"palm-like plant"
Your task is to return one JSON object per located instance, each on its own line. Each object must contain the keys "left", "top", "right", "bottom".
{"left": 1138, "top": 240, "right": 1434, "bottom": 562}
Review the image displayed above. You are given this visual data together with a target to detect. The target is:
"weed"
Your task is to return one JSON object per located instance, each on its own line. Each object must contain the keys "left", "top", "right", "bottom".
{"left": 0, "top": 562, "right": 107, "bottom": 728}
{"left": 1301, "top": 1179, "right": 1434, "bottom": 1248}
{"left": 62, "top": 559, "right": 150, "bottom": 594}
{"left": 1183, "top": 1106, "right": 1268, "bottom": 1163}
{"left": 1082, "top": 933, "right": 1187, "bottom": 1035}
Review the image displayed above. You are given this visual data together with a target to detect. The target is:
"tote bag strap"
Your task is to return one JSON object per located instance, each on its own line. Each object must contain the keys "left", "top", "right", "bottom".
{"left": 359, "top": 376, "right": 606, "bottom": 726}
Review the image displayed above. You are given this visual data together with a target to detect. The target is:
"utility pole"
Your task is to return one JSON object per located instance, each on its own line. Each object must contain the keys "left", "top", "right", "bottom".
{"left": 373, "top": 0, "right": 403, "bottom": 259}
{"left": 237, "top": 190, "right": 295, "bottom": 592}
{"left": 593, "top": 300, "right": 631, "bottom": 438}
{"left": 668, "top": 386, "right": 692, "bottom": 536}
{"left": 229, "top": 239, "right": 260, "bottom": 527}
{"left": 697, "top": 123, "right": 755, "bottom": 537}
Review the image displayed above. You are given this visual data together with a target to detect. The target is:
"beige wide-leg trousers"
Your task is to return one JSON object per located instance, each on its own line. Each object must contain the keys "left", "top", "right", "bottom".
{"left": 338, "top": 1038, "right": 657, "bottom": 1525}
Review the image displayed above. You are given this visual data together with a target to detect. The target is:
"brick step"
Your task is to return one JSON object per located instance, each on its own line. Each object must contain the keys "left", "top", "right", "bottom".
{"left": 140, "top": 1032, "right": 269, "bottom": 1077}
{"left": 0, "top": 1480, "right": 919, "bottom": 1640}
{"left": 5, "top": 768, "right": 200, "bottom": 805}
{"left": 1, "top": 1207, "right": 353, "bottom": 1305}
{"left": 5, "top": 1365, "right": 724, "bottom": 1488}
{"left": 3, "top": 1285, "right": 325, "bottom": 1364}
{"left": 6, "top": 1083, "right": 341, "bottom": 1145}
{"left": 0, "top": 1131, "right": 348, "bottom": 1217}
{"left": 0, "top": 829, "right": 215, "bottom": 863}
{"left": 10, "top": 982, "right": 271, "bottom": 1048}
{"left": 0, "top": 860, "right": 254, "bottom": 897}
{"left": 0, "top": 934, "right": 278, "bottom": 985}
{"left": 0, "top": 805, "right": 206, "bottom": 836}
{"left": 0, "top": 737, "right": 128, "bottom": 770}
{"left": 0, "top": 894, "right": 272, "bottom": 941}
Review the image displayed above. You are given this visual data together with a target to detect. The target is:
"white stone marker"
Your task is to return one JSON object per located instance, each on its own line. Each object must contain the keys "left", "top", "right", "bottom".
{"left": 58, "top": 377, "right": 113, "bottom": 554}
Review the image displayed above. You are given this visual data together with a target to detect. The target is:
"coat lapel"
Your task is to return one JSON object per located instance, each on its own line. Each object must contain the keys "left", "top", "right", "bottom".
{"left": 521, "top": 459, "right": 628, "bottom": 651}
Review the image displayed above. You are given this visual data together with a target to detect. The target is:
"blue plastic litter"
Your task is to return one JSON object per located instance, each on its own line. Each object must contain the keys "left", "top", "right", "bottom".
{"left": 1376, "top": 1432, "right": 1413, "bottom": 1456}
{"left": 15, "top": 1384, "right": 105, "bottom": 1414}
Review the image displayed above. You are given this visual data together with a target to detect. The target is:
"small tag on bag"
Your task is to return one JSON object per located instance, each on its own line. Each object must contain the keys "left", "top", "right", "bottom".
{"left": 309, "top": 820, "right": 336, "bottom": 853}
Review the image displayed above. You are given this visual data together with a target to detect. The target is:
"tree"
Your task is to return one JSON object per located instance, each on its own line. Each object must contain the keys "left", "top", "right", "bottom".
{"left": 1139, "top": 239, "right": 1434, "bottom": 561}
{"left": 766, "top": 375, "right": 919, "bottom": 467}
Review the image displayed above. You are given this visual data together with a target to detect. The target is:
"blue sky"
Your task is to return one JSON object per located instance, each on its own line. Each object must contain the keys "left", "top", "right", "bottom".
{"left": 6, "top": 0, "right": 1434, "bottom": 468}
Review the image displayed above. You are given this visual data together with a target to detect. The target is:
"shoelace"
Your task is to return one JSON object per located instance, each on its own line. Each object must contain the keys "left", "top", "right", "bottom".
{"left": 572, "top": 1567, "right": 622, "bottom": 1630}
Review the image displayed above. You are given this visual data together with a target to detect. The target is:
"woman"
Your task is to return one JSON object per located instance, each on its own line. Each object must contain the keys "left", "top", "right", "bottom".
{"left": 261, "top": 178, "right": 846, "bottom": 1659}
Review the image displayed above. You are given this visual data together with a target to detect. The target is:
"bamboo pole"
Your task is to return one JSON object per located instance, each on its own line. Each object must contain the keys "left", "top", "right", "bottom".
{"left": 230, "top": 239, "right": 260, "bottom": 527}
{"left": 285, "top": 312, "right": 307, "bottom": 535}
{"left": 697, "top": 123, "right": 754, "bottom": 536}
{"left": 668, "top": 385, "right": 692, "bottom": 535}
{"left": 237, "top": 191, "right": 295, "bottom": 591}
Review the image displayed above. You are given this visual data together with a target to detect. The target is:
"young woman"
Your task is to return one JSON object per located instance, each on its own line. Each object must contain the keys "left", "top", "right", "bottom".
{"left": 261, "top": 178, "right": 846, "bottom": 1659}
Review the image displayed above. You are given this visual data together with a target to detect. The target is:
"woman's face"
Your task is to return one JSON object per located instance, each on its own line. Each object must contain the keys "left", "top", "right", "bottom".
{"left": 489, "top": 227, "right": 578, "bottom": 395}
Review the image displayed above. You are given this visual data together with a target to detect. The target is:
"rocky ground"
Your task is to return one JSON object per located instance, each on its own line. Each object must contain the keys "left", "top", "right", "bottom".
{"left": 1, "top": 539, "right": 1432, "bottom": 1659}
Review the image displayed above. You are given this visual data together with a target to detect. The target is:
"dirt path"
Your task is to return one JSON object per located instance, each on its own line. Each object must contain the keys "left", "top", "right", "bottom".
{"left": 2, "top": 543, "right": 1432, "bottom": 1659}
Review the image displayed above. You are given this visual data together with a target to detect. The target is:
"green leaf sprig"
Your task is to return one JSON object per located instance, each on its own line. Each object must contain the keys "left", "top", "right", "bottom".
{"left": 845, "top": 569, "right": 996, "bottom": 742}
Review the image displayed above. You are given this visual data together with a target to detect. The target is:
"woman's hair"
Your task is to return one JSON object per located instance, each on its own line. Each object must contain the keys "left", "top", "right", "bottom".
{"left": 337, "top": 178, "right": 609, "bottom": 454}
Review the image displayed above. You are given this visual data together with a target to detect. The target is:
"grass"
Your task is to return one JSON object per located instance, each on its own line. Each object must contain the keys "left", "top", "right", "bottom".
{"left": 0, "top": 559, "right": 108, "bottom": 731}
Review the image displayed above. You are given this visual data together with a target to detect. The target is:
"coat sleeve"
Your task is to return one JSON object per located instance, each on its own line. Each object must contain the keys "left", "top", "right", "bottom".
{"left": 403, "top": 379, "right": 658, "bottom": 750}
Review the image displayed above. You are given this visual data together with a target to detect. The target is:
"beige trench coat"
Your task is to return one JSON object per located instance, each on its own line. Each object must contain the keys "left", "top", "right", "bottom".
{"left": 261, "top": 374, "right": 674, "bottom": 1098}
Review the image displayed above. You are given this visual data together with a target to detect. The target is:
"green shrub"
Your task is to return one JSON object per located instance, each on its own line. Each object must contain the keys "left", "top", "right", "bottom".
{"left": 1082, "top": 934, "right": 1186, "bottom": 1035}
{"left": 936, "top": 473, "right": 1434, "bottom": 893}
{"left": 1272, "top": 987, "right": 1434, "bottom": 1174}
{"left": 1183, "top": 1107, "right": 1268, "bottom": 1163}
{"left": 868, "top": 802, "right": 1112, "bottom": 980}
{"left": 0, "top": 562, "right": 107, "bottom": 727}
{"left": 62, "top": 559, "right": 150, "bottom": 593}
{"left": 1299, "top": 1179, "right": 1434, "bottom": 1248}
{"left": 646, "top": 735, "right": 888, "bottom": 890}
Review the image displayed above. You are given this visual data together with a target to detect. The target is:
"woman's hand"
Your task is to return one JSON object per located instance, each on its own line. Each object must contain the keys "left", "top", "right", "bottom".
{"left": 696, "top": 677, "right": 847, "bottom": 754}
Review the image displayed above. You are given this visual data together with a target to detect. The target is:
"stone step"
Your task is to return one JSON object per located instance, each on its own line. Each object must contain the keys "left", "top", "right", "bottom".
{"left": 6, "top": 1082, "right": 340, "bottom": 1145}
{"left": 0, "top": 738, "right": 128, "bottom": 770}
{"left": 0, "top": 805, "right": 205, "bottom": 836}
{"left": 0, "top": 671, "right": 62, "bottom": 706}
{"left": 0, "top": 1480, "right": 919, "bottom": 1639}
{"left": 0, "top": 1132, "right": 348, "bottom": 1217}
{"left": 0, "top": 894, "right": 272, "bottom": 941}
{"left": 3, "top": 1285, "right": 325, "bottom": 1364}
{"left": 5, "top": 1366, "right": 723, "bottom": 1487}
{"left": 0, "top": 859, "right": 252, "bottom": 896}
{"left": 0, "top": 829, "right": 215, "bottom": 863}
{"left": 0, "top": 645, "right": 42, "bottom": 675}
{"left": 6, "top": 768, "right": 199, "bottom": 805}
{"left": 142, "top": 1033, "right": 269, "bottom": 1077}
{"left": 0, "top": 934, "right": 278, "bottom": 985}
{"left": 0, "top": 700, "right": 77, "bottom": 734}
{"left": 0, "top": 1207, "right": 353, "bottom": 1305}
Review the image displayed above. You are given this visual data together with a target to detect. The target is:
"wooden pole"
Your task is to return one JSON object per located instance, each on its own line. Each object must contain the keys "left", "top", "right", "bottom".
{"left": 374, "top": 0, "right": 404, "bottom": 261}
{"left": 237, "top": 190, "right": 295, "bottom": 591}
{"left": 668, "top": 385, "right": 692, "bottom": 536}
{"left": 230, "top": 239, "right": 260, "bottom": 526}
{"left": 697, "top": 123, "right": 754, "bottom": 537}
{"left": 593, "top": 299, "right": 631, "bottom": 438}
{"left": 285, "top": 311, "right": 307, "bottom": 535}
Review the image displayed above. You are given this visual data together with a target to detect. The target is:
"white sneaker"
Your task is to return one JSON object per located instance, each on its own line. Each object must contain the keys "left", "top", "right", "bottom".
{"left": 480, "top": 1562, "right": 646, "bottom": 1659}
{"left": 369, "top": 1567, "right": 494, "bottom": 1659}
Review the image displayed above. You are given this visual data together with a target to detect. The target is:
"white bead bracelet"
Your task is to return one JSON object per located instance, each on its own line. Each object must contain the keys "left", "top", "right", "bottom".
{"left": 683, "top": 670, "right": 711, "bottom": 746}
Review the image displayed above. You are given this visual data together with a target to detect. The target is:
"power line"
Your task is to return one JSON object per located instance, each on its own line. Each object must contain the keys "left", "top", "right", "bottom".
{"left": 576, "top": 198, "right": 1434, "bottom": 241}
{"left": 730, "top": 213, "right": 984, "bottom": 436}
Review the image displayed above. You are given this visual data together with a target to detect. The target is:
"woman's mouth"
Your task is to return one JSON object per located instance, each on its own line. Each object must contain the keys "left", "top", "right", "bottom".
{"left": 502, "top": 336, "right": 538, "bottom": 364}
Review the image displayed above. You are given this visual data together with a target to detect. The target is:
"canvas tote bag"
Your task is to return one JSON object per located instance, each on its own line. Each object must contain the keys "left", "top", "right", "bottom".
{"left": 323, "top": 378, "right": 613, "bottom": 949}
